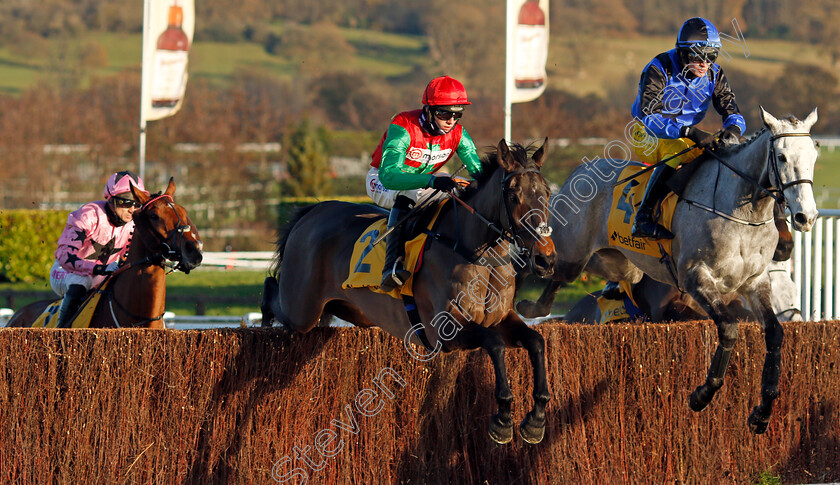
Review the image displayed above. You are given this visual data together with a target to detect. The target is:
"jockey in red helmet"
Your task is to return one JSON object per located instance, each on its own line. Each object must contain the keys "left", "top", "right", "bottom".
{"left": 367, "top": 76, "right": 485, "bottom": 291}
{"left": 49, "top": 170, "right": 148, "bottom": 328}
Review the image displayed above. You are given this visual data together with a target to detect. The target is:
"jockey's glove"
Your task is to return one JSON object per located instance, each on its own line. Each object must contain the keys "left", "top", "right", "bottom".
{"left": 715, "top": 125, "right": 743, "bottom": 149}
{"left": 93, "top": 261, "right": 120, "bottom": 275}
{"left": 430, "top": 176, "right": 462, "bottom": 196}
{"left": 681, "top": 126, "right": 716, "bottom": 149}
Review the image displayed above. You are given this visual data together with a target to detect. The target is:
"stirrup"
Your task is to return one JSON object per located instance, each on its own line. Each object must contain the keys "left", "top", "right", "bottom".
{"left": 380, "top": 258, "right": 411, "bottom": 291}
{"left": 632, "top": 222, "right": 674, "bottom": 240}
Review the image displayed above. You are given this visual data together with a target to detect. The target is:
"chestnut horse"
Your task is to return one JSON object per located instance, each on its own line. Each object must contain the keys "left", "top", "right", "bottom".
{"left": 7, "top": 178, "right": 203, "bottom": 328}
{"left": 261, "top": 140, "right": 558, "bottom": 444}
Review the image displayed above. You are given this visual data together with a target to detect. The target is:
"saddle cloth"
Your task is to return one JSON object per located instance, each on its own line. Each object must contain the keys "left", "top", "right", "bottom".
{"left": 596, "top": 280, "right": 644, "bottom": 323}
{"left": 608, "top": 165, "right": 678, "bottom": 258}
{"left": 31, "top": 282, "right": 107, "bottom": 329}
{"left": 342, "top": 202, "right": 446, "bottom": 299}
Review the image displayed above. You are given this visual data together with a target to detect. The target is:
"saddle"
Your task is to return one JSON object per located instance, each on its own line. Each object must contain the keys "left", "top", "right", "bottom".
{"left": 31, "top": 282, "right": 109, "bottom": 329}
{"left": 342, "top": 199, "right": 448, "bottom": 299}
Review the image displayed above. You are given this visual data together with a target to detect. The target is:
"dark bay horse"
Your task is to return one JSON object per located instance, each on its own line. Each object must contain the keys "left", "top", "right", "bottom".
{"left": 7, "top": 178, "right": 203, "bottom": 328}
{"left": 261, "top": 140, "right": 558, "bottom": 444}
{"left": 517, "top": 107, "right": 819, "bottom": 434}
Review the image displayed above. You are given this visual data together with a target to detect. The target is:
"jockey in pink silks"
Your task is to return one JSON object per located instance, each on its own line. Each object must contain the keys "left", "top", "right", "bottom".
{"left": 49, "top": 171, "right": 148, "bottom": 328}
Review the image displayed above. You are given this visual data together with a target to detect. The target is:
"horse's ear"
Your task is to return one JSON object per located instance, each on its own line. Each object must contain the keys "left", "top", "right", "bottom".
{"left": 532, "top": 137, "right": 549, "bottom": 168}
{"left": 760, "top": 105, "right": 782, "bottom": 132}
{"left": 802, "top": 107, "right": 818, "bottom": 130}
{"left": 131, "top": 183, "right": 150, "bottom": 205}
{"left": 497, "top": 139, "right": 517, "bottom": 171}
{"left": 164, "top": 177, "right": 176, "bottom": 197}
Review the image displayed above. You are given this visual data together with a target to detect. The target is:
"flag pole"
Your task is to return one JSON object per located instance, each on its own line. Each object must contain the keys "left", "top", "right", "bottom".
{"left": 504, "top": 0, "right": 517, "bottom": 143}
{"left": 139, "top": 0, "right": 151, "bottom": 180}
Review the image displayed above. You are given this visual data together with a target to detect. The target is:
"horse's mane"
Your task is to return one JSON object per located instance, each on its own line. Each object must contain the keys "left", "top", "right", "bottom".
{"left": 721, "top": 113, "right": 810, "bottom": 157}
{"left": 271, "top": 204, "right": 319, "bottom": 277}
{"left": 462, "top": 142, "right": 539, "bottom": 197}
{"left": 718, "top": 127, "right": 769, "bottom": 157}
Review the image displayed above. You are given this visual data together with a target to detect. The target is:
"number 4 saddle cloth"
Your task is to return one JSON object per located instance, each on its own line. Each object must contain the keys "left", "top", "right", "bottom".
{"left": 607, "top": 164, "right": 679, "bottom": 258}
{"left": 342, "top": 202, "right": 447, "bottom": 300}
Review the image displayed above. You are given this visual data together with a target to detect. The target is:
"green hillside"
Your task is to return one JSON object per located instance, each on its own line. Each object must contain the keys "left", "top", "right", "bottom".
{"left": 2, "top": 27, "right": 839, "bottom": 100}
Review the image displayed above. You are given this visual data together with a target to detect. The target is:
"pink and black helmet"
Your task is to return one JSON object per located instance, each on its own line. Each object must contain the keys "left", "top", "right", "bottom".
{"left": 104, "top": 171, "right": 147, "bottom": 200}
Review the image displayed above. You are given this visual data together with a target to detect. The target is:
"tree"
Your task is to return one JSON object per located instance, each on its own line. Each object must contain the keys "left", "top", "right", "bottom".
{"left": 282, "top": 119, "right": 332, "bottom": 197}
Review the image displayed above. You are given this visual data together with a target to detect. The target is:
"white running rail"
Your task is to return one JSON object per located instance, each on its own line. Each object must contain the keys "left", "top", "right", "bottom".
{"left": 792, "top": 209, "right": 840, "bottom": 321}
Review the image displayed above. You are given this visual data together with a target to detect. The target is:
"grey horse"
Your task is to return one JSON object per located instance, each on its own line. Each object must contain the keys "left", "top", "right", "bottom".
{"left": 518, "top": 107, "right": 819, "bottom": 433}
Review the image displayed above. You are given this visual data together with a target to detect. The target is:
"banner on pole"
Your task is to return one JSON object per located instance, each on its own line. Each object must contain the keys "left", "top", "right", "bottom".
{"left": 142, "top": 0, "right": 195, "bottom": 121}
{"left": 510, "top": 0, "right": 548, "bottom": 104}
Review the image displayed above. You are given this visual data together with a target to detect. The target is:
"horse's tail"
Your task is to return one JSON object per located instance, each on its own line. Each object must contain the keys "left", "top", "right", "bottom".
{"left": 271, "top": 204, "right": 320, "bottom": 278}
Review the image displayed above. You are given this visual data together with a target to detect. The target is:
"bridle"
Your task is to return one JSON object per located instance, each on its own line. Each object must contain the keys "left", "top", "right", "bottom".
{"left": 446, "top": 166, "right": 552, "bottom": 261}
{"left": 137, "top": 194, "right": 195, "bottom": 273}
{"left": 767, "top": 132, "right": 814, "bottom": 209}
{"left": 686, "top": 131, "right": 814, "bottom": 225}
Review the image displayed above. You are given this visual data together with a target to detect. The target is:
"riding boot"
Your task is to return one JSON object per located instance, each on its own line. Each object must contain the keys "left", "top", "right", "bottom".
{"left": 631, "top": 165, "right": 677, "bottom": 240}
{"left": 379, "top": 196, "right": 413, "bottom": 292}
{"left": 601, "top": 280, "right": 623, "bottom": 300}
{"left": 55, "top": 284, "right": 87, "bottom": 329}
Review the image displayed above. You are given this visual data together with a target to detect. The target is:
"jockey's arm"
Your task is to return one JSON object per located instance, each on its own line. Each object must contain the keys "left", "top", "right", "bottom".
{"left": 455, "top": 127, "right": 484, "bottom": 177}
{"left": 378, "top": 124, "right": 437, "bottom": 191}
{"left": 634, "top": 65, "right": 684, "bottom": 140}
{"left": 711, "top": 68, "right": 747, "bottom": 135}
{"left": 55, "top": 205, "right": 100, "bottom": 276}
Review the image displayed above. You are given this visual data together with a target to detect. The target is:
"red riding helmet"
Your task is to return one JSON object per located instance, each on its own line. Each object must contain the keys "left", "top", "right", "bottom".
{"left": 421, "top": 76, "right": 471, "bottom": 107}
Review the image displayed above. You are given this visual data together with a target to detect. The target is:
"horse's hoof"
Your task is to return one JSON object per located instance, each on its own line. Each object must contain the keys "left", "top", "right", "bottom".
{"left": 688, "top": 386, "right": 711, "bottom": 412}
{"left": 748, "top": 407, "right": 770, "bottom": 434}
{"left": 518, "top": 412, "right": 546, "bottom": 444}
{"left": 516, "top": 300, "right": 547, "bottom": 319}
{"left": 488, "top": 414, "right": 514, "bottom": 444}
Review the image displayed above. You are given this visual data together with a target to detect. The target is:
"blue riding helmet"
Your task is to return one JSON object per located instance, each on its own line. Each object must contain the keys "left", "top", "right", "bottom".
{"left": 676, "top": 17, "right": 722, "bottom": 63}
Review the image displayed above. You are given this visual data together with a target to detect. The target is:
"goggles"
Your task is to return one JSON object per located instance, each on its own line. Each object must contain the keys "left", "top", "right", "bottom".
{"left": 433, "top": 110, "right": 463, "bottom": 121}
{"left": 685, "top": 49, "right": 718, "bottom": 64}
{"left": 112, "top": 196, "right": 140, "bottom": 209}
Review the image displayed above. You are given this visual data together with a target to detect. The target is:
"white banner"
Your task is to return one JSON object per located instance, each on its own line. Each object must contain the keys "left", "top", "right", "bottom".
{"left": 141, "top": 0, "right": 195, "bottom": 121}
{"left": 509, "top": 0, "right": 548, "bottom": 104}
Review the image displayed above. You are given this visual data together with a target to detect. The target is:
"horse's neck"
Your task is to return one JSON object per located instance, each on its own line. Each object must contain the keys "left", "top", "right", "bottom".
{"left": 688, "top": 130, "right": 775, "bottom": 219}
{"left": 447, "top": 170, "right": 506, "bottom": 251}
{"left": 117, "top": 238, "right": 167, "bottom": 319}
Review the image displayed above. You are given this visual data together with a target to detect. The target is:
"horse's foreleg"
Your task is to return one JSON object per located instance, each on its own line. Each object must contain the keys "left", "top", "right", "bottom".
{"left": 260, "top": 276, "right": 279, "bottom": 327}
{"left": 516, "top": 278, "right": 564, "bottom": 318}
{"left": 497, "top": 313, "right": 550, "bottom": 444}
{"left": 745, "top": 282, "right": 784, "bottom": 434}
{"left": 453, "top": 324, "right": 515, "bottom": 444}
{"left": 684, "top": 270, "right": 740, "bottom": 412}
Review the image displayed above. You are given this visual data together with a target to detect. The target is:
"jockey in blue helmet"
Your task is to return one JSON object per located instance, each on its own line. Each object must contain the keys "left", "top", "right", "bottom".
{"left": 628, "top": 17, "right": 747, "bottom": 241}
{"left": 600, "top": 18, "right": 748, "bottom": 300}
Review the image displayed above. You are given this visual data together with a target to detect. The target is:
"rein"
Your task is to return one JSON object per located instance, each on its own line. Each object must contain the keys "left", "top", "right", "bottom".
{"left": 434, "top": 167, "right": 552, "bottom": 262}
